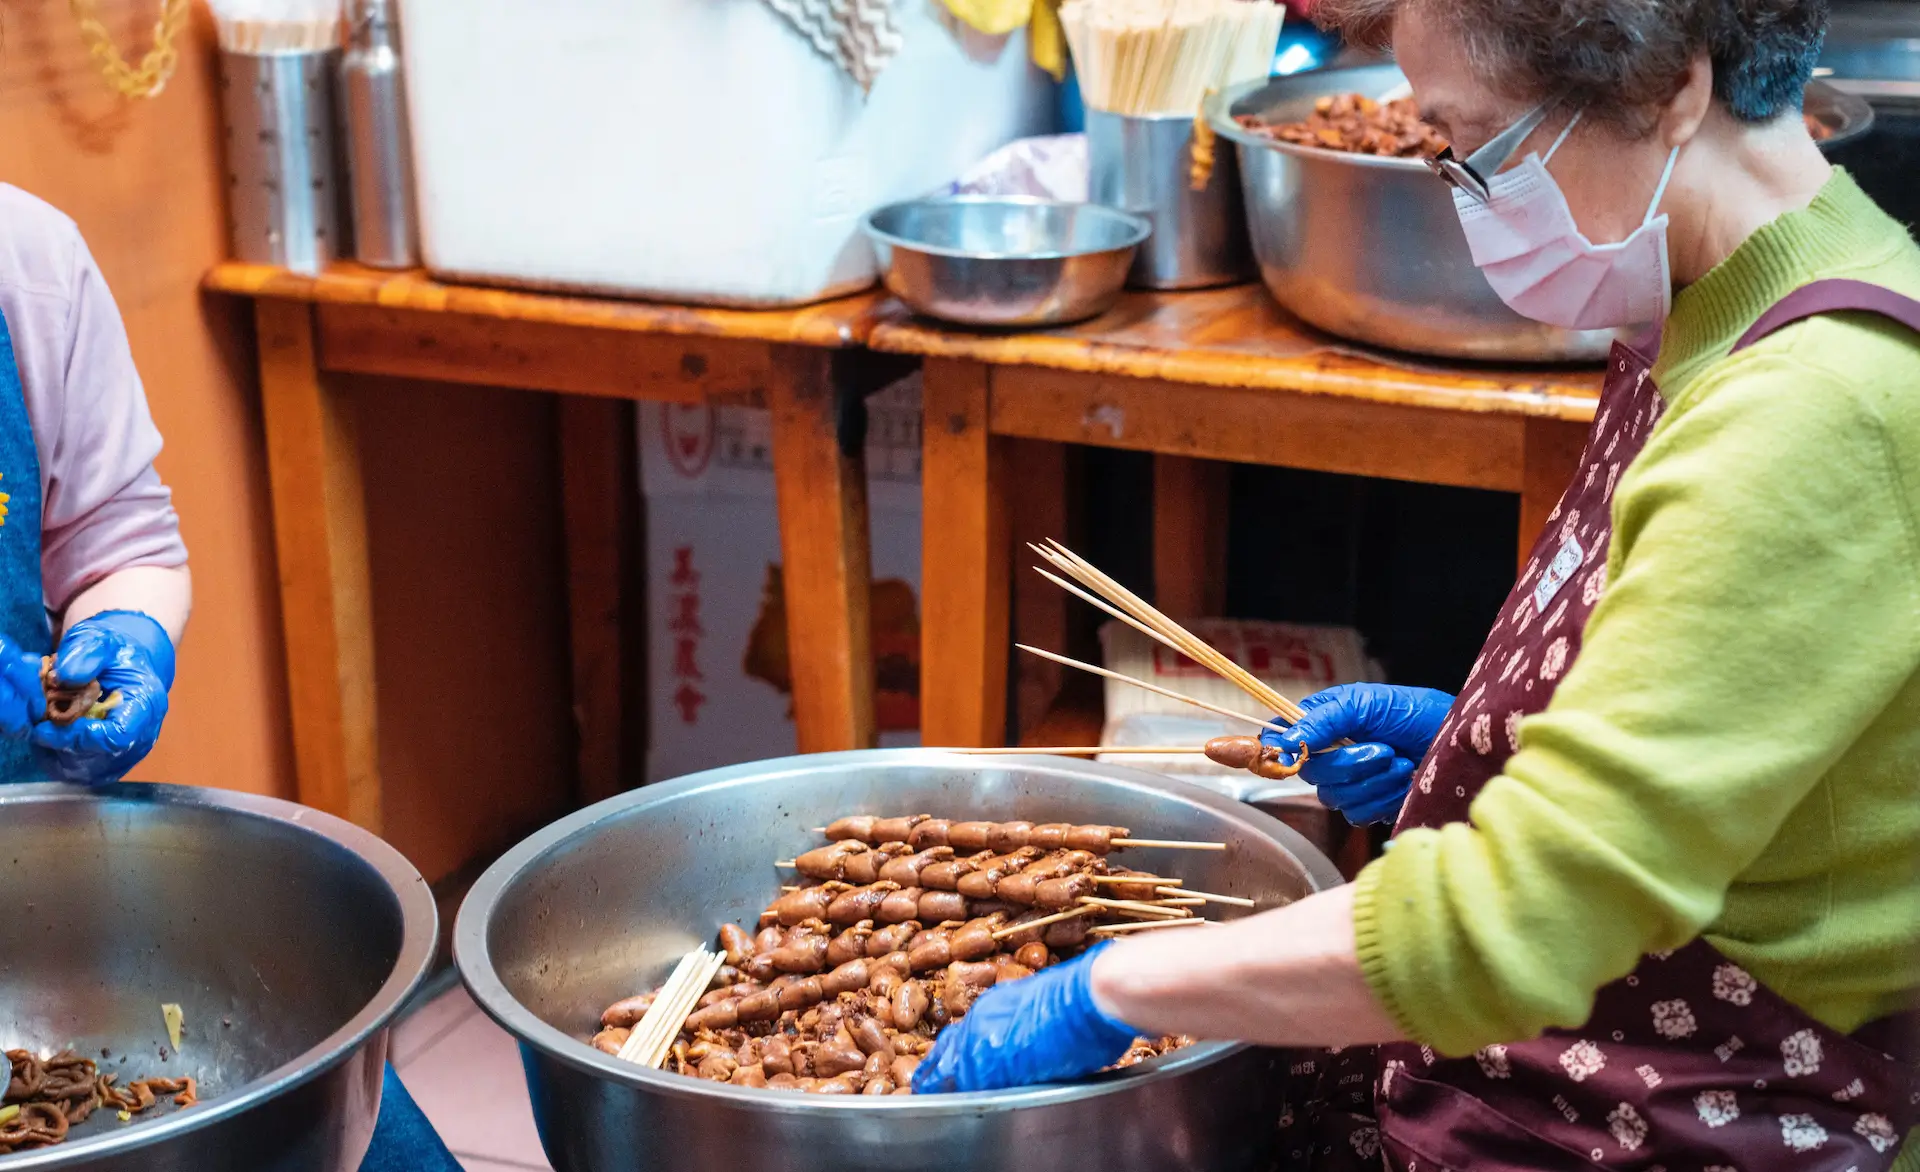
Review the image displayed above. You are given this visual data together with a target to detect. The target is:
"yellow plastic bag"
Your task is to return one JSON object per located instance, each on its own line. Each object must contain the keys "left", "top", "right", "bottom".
{"left": 941, "top": 0, "right": 1068, "bottom": 79}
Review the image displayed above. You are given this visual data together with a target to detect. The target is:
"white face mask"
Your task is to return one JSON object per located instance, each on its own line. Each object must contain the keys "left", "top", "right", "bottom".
{"left": 1450, "top": 111, "right": 1682, "bottom": 331}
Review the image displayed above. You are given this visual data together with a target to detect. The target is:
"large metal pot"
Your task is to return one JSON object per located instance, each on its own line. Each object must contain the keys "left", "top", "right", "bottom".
{"left": 1207, "top": 65, "right": 1875, "bottom": 363}
{"left": 0, "top": 783, "right": 437, "bottom": 1171}
{"left": 1208, "top": 63, "right": 1619, "bottom": 362}
{"left": 456, "top": 750, "right": 1344, "bottom": 1172}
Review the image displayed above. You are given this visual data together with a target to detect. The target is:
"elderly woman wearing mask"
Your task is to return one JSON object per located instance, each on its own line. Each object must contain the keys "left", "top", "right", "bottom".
{"left": 912, "top": 1, "right": 1920, "bottom": 1169}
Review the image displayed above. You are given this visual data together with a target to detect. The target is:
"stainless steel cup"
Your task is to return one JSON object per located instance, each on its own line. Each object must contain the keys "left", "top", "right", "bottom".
{"left": 220, "top": 50, "right": 345, "bottom": 274}
{"left": 1087, "top": 108, "right": 1255, "bottom": 290}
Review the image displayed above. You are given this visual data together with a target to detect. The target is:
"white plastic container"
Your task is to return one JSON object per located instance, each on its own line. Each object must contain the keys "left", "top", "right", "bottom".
{"left": 401, "top": 0, "right": 1053, "bottom": 305}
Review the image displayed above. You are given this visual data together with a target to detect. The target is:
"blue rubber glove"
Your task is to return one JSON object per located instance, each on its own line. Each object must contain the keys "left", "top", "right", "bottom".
{"left": 1260, "top": 684, "right": 1455, "bottom": 825}
{"left": 30, "top": 611, "right": 175, "bottom": 784}
{"left": 0, "top": 635, "right": 48, "bottom": 739}
{"left": 913, "top": 943, "right": 1141, "bottom": 1094}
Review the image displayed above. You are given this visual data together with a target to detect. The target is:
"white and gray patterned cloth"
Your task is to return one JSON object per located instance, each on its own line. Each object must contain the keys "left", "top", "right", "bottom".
{"left": 762, "top": 0, "right": 904, "bottom": 91}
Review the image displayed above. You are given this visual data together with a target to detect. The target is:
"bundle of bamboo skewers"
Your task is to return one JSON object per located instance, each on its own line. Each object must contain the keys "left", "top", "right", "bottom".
{"left": 208, "top": 0, "right": 343, "bottom": 54}
{"left": 1061, "top": 0, "right": 1285, "bottom": 117}
{"left": 952, "top": 540, "right": 1350, "bottom": 769}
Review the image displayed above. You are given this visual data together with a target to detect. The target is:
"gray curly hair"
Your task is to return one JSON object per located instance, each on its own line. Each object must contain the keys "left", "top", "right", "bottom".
{"left": 1313, "top": 0, "right": 1830, "bottom": 133}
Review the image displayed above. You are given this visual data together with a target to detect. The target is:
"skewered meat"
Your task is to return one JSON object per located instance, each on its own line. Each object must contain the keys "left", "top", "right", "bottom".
{"left": 877, "top": 886, "right": 925, "bottom": 924}
{"left": 1203, "top": 735, "right": 1307, "bottom": 781}
{"left": 835, "top": 819, "right": 1131, "bottom": 855}
{"left": 593, "top": 815, "right": 1205, "bottom": 1095}
{"left": 1036, "top": 872, "right": 1098, "bottom": 909}
{"left": 826, "top": 921, "right": 875, "bottom": 966}
{"left": 718, "top": 923, "right": 754, "bottom": 966}
{"left": 863, "top": 920, "right": 914, "bottom": 956}
{"left": 826, "top": 882, "right": 899, "bottom": 925}
{"left": 770, "top": 883, "right": 848, "bottom": 927}
{"left": 793, "top": 840, "right": 869, "bottom": 881}
{"left": 957, "top": 849, "right": 1043, "bottom": 898}
{"left": 907, "top": 819, "right": 951, "bottom": 850}
{"left": 601, "top": 992, "right": 657, "bottom": 1029}
{"left": 879, "top": 846, "right": 954, "bottom": 886}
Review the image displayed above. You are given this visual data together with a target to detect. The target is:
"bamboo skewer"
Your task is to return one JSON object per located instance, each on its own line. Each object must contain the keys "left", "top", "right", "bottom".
{"left": 618, "top": 947, "right": 725, "bottom": 1068}
{"left": 1016, "top": 644, "right": 1283, "bottom": 734}
{"left": 1035, "top": 542, "right": 1303, "bottom": 723}
{"left": 1091, "top": 875, "right": 1180, "bottom": 888}
{"left": 1090, "top": 917, "right": 1214, "bottom": 935}
{"left": 1031, "top": 541, "right": 1351, "bottom": 750}
{"left": 1158, "top": 886, "right": 1255, "bottom": 908}
{"left": 1079, "top": 896, "right": 1191, "bottom": 919}
{"left": 948, "top": 745, "right": 1210, "bottom": 756}
{"left": 991, "top": 904, "right": 1100, "bottom": 940}
{"left": 1111, "top": 838, "right": 1227, "bottom": 851}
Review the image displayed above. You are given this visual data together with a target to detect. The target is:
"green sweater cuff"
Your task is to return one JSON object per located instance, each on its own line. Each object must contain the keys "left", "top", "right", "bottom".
{"left": 1352, "top": 856, "right": 1426, "bottom": 1044}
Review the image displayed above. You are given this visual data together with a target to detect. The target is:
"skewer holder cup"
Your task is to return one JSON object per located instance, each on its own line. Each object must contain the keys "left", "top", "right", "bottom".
{"left": 1088, "top": 108, "right": 1254, "bottom": 290}
{"left": 219, "top": 50, "right": 344, "bottom": 273}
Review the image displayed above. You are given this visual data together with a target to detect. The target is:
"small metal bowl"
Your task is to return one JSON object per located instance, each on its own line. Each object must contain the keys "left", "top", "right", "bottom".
{"left": 864, "top": 197, "right": 1150, "bottom": 327}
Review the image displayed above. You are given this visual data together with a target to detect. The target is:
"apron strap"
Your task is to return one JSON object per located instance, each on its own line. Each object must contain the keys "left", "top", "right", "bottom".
{"left": 1732, "top": 278, "right": 1920, "bottom": 352}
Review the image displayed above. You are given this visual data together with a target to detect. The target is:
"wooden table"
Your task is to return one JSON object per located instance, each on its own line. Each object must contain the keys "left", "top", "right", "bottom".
{"left": 868, "top": 284, "right": 1606, "bottom": 747}
{"left": 204, "top": 263, "right": 894, "bottom": 831}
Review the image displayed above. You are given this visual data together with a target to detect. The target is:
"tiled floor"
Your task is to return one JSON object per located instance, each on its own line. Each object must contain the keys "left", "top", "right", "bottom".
{"left": 393, "top": 983, "right": 553, "bottom": 1172}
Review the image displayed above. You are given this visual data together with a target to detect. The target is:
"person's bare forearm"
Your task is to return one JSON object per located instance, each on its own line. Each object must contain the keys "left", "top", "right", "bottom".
{"left": 1087, "top": 883, "right": 1409, "bottom": 1048}
{"left": 62, "top": 565, "right": 192, "bottom": 644}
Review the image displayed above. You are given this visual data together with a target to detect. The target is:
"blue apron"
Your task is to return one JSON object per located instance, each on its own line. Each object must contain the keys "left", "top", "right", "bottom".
{"left": 0, "top": 305, "right": 51, "bottom": 783}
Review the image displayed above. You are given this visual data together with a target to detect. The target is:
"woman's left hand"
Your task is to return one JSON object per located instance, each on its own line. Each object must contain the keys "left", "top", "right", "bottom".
{"left": 31, "top": 611, "right": 174, "bottom": 784}
{"left": 912, "top": 944, "right": 1141, "bottom": 1094}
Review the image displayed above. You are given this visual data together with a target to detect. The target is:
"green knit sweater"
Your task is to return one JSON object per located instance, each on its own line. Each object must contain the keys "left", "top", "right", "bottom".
{"left": 1352, "top": 169, "right": 1920, "bottom": 1155}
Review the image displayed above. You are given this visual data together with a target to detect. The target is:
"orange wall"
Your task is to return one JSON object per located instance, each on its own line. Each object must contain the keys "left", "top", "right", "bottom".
{"left": 0, "top": 2, "right": 576, "bottom": 882}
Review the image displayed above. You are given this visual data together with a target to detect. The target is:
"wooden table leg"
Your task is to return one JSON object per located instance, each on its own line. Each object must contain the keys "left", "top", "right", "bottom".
{"left": 559, "top": 397, "right": 643, "bottom": 804}
{"left": 255, "top": 300, "right": 382, "bottom": 830}
{"left": 1153, "top": 454, "right": 1229, "bottom": 619}
{"left": 769, "top": 346, "right": 877, "bottom": 753}
{"left": 1519, "top": 417, "right": 1591, "bottom": 570}
{"left": 920, "top": 359, "right": 1009, "bottom": 747}
{"left": 1007, "top": 439, "right": 1071, "bottom": 739}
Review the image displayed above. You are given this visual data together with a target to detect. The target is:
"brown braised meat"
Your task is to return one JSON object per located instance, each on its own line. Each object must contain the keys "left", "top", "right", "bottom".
{"left": 1243, "top": 94, "right": 1448, "bottom": 158}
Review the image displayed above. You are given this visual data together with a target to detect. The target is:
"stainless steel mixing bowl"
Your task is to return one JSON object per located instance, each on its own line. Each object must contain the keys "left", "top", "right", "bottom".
{"left": 1209, "top": 63, "right": 1621, "bottom": 363}
{"left": 0, "top": 783, "right": 436, "bottom": 1171}
{"left": 1208, "top": 66, "right": 1875, "bottom": 363}
{"left": 456, "top": 750, "right": 1344, "bottom": 1172}
{"left": 864, "top": 197, "right": 1150, "bottom": 327}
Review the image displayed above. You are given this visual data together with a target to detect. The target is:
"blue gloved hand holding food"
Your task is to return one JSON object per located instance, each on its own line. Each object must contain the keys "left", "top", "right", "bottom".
{"left": 913, "top": 943, "right": 1141, "bottom": 1094}
{"left": 30, "top": 610, "right": 175, "bottom": 784}
{"left": 1260, "top": 684, "right": 1454, "bottom": 825}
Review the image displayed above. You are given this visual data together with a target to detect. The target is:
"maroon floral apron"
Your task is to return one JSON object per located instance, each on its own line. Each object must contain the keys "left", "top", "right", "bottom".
{"left": 1277, "top": 280, "right": 1920, "bottom": 1172}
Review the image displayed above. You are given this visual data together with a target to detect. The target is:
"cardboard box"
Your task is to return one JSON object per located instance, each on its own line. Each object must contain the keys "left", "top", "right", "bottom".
{"left": 639, "top": 379, "right": 923, "bottom": 781}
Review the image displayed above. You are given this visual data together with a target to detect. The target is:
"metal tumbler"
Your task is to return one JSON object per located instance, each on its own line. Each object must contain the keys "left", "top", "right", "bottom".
{"left": 338, "top": 0, "right": 419, "bottom": 268}
{"left": 1087, "top": 108, "right": 1255, "bottom": 290}
{"left": 219, "top": 50, "right": 344, "bottom": 273}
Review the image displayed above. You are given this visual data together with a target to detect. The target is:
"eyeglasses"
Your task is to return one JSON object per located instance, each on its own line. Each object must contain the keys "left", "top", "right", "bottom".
{"left": 1424, "top": 100, "right": 1557, "bottom": 204}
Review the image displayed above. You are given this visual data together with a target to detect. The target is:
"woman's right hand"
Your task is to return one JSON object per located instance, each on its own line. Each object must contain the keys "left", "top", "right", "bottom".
{"left": 1261, "top": 684, "right": 1455, "bottom": 825}
{"left": 0, "top": 635, "right": 45, "bottom": 739}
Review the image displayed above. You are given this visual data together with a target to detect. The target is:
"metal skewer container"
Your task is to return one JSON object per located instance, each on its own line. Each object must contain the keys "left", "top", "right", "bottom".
{"left": 456, "top": 750, "right": 1341, "bottom": 1172}
{"left": 214, "top": 1, "right": 347, "bottom": 273}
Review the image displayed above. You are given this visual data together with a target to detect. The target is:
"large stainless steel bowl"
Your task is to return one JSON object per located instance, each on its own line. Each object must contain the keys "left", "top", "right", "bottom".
{"left": 456, "top": 750, "right": 1344, "bottom": 1172}
{"left": 1209, "top": 63, "right": 1620, "bottom": 362}
{"left": 1208, "top": 66, "right": 1875, "bottom": 362}
{"left": 0, "top": 783, "right": 436, "bottom": 1171}
{"left": 864, "top": 197, "right": 1150, "bottom": 327}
